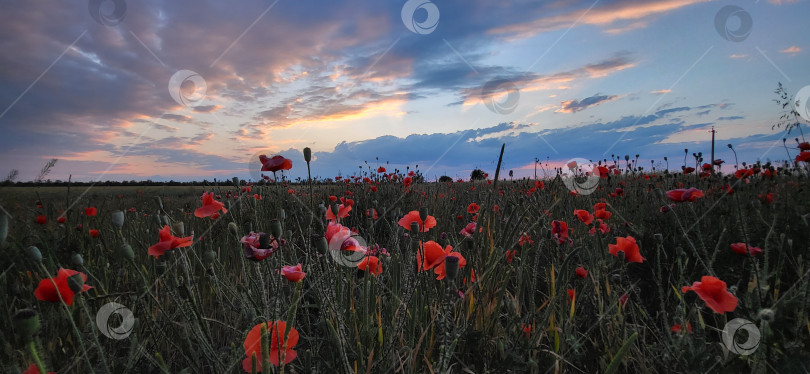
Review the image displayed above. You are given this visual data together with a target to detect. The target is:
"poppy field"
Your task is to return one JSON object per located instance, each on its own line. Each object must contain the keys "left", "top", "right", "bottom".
{"left": 2, "top": 152, "right": 810, "bottom": 373}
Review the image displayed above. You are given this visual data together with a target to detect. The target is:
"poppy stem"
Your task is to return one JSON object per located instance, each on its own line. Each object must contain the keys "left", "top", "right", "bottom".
{"left": 27, "top": 341, "right": 47, "bottom": 374}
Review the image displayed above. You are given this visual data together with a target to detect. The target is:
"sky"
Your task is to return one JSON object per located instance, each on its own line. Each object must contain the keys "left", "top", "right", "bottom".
{"left": 1, "top": 0, "right": 809, "bottom": 182}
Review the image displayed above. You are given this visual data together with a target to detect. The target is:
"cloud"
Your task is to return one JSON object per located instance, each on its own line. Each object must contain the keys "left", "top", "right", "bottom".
{"left": 556, "top": 94, "right": 620, "bottom": 113}
{"left": 780, "top": 46, "right": 801, "bottom": 54}
{"left": 650, "top": 89, "right": 672, "bottom": 94}
{"left": 729, "top": 54, "right": 748, "bottom": 59}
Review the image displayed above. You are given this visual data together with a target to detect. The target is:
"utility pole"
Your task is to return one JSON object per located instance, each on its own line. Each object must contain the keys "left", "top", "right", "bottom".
{"left": 709, "top": 126, "right": 716, "bottom": 173}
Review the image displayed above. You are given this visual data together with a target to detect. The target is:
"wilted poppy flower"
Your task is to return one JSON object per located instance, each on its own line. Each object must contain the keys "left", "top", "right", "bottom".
{"left": 398, "top": 211, "right": 437, "bottom": 232}
{"left": 467, "top": 203, "right": 480, "bottom": 214}
{"left": 357, "top": 256, "right": 382, "bottom": 276}
{"left": 459, "top": 222, "right": 476, "bottom": 237}
{"left": 242, "top": 232, "right": 281, "bottom": 261}
{"left": 666, "top": 187, "right": 704, "bottom": 203}
{"left": 34, "top": 268, "right": 93, "bottom": 306}
{"left": 681, "top": 276, "right": 738, "bottom": 314}
{"left": 280, "top": 264, "right": 305, "bottom": 282}
{"left": 35, "top": 215, "right": 46, "bottom": 225}
{"left": 573, "top": 210, "right": 593, "bottom": 225}
{"left": 730, "top": 242, "right": 762, "bottom": 256}
{"left": 259, "top": 155, "right": 293, "bottom": 172}
{"left": 608, "top": 236, "right": 645, "bottom": 263}
{"left": 84, "top": 207, "right": 97, "bottom": 216}
{"left": 195, "top": 192, "right": 227, "bottom": 218}
{"left": 505, "top": 249, "right": 517, "bottom": 263}
{"left": 148, "top": 225, "right": 193, "bottom": 258}
{"left": 575, "top": 266, "right": 588, "bottom": 278}
{"left": 326, "top": 204, "right": 351, "bottom": 222}
{"left": 242, "top": 320, "right": 299, "bottom": 372}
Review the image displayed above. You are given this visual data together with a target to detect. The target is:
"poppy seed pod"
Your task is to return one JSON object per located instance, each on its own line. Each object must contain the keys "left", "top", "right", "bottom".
{"left": 203, "top": 249, "right": 217, "bottom": 265}
{"left": 419, "top": 207, "right": 428, "bottom": 222}
{"left": 444, "top": 255, "right": 459, "bottom": 281}
{"left": 25, "top": 246, "right": 42, "bottom": 263}
{"left": 154, "top": 196, "right": 163, "bottom": 210}
{"left": 161, "top": 215, "right": 170, "bottom": 227}
{"left": 118, "top": 243, "right": 135, "bottom": 261}
{"left": 312, "top": 235, "right": 328, "bottom": 253}
{"left": 410, "top": 221, "right": 420, "bottom": 233}
{"left": 67, "top": 273, "right": 85, "bottom": 293}
{"left": 71, "top": 253, "right": 84, "bottom": 267}
{"left": 13, "top": 309, "right": 40, "bottom": 342}
{"left": 758, "top": 308, "right": 775, "bottom": 323}
{"left": 303, "top": 147, "right": 312, "bottom": 163}
{"left": 111, "top": 210, "right": 125, "bottom": 228}
{"left": 270, "top": 219, "right": 283, "bottom": 238}
{"left": 172, "top": 221, "right": 185, "bottom": 237}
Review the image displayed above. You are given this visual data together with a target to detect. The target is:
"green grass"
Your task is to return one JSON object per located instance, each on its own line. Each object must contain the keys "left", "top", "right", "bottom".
{"left": 1, "top": 168, "right": 809, "bottom": 373}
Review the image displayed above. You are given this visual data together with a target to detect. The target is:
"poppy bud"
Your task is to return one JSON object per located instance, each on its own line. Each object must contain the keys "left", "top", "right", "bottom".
{"left": 154, "top": 196, "right": 163, "bottom": 210}
{"left": 444, "top": 255, "right": 459, "bottom": 281}
{"left": 757, "top": 308, "right": 775, "bottom": 323}
{"left": 270, "top": 219, "right": 283, "bottom": 238}
{"left": 303, "top": 147, "right": 312, "bottom": 163}
{"left": 0, "top": 213, "right": 8, "bottom": 246}
{"left": 203, "top": 249, "right": 217, "bottom": 265}
{"left": 330, "top": 203, "right": 339, "bottom": 217}
{"left": 111, "top": 210, "right": 125, "bottom": 228}
{"left": 161, "top": 215, "right": 170, "bottom": 227}
{"left": 14, "top": 309, "right": 40, "bottom": 342}
{"left": 313, "top": 235, "right": 328, "bottom": 253}
{"left": 228, "top": 222, "right": 239, "bottom": 236}
{"left": 25, "top": 246, "right": 42, "bottom": 263}
{"left": 67, "top": 273, "right": 85, "bottom": 293}
{"left": 71, "top": 253, "right": 84, "bottom": 267}
{"left": 655, "top": 189, "right": 664, "bottom": 199}
{"left": 654, "top": 233, "right": 663, "bottom": 244}
{"left": 419, "top": 207, "right": 428, "bottom": 222}
{"left": 118, "top": 243, "right": 135, "bottom": 261}
{"left": 410, "top": 221, "right": 420, "bottom": 233}
{"left": 172, "top": 221, "right": 185, "bottom": 236}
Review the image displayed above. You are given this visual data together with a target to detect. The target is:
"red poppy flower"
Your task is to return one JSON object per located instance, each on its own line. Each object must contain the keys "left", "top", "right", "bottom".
{"left": 89, "top": 229, "right": 99, "bottom": 238}
{"left": 681, "top": 276, "right": 738, "bottom": 314}
{"left": 593, "top": 202, "right": 608, "bottom": 211}
{"left": 799, "top": 142, "right": 810, "bottom": 151}
{"left": 280, "top": 264, "right": 306, "bottom": 282}
{"left": 148, "top": 225, "right": 194, "bottom": 258}
{"left": 735, "top": 169, "right": 754, "bottom": 179}
{"left": 682, "top": 167, "right": 695, "bottom": 174}
{"left": 241, "top": 232, "right": 280, "bottom": 261}
{"left": 518, "top": 233, "right": 533, "bottom": 246}
{"left": 608, "top": 236, "right": 645, "bottom": 263}
{"left": 567, "top": 289, "right": 576, "bottom": 302}
{"left": 84, "top": 207, "right": 97, "bottom": 216}
{"left": 357, "top": 256, "right": 382, "bottom": 276}
{"left": 398, "top": 211, "right": 437, "bottom": 232}
{"left": 35, "top": 215, "right": 46, "bottom": 225}
{"left": 666, "top": 188, "right": 704, "bottom": 203}
{"left": 34, "top": 268, "right": 93, "bottom": 306}
{"left": 758, "top": 193, "right": 773, "bottom": 204}
{"left": 22, "top": 364, "right": 55, "bottom": 374}
{"left": 505, "top": 249, "right": 517, "bottom": 263}
{"left": 259, "top": 155, "right": 293, "bottom": 172}
{"left": 596, "top": 166, "right": 609, "bottom": 178}
{"left": 575, "top": 266, "right": 588, "bottom": 279}
{"left": 328, "top": 195, "right": 337, "bottom": 202}
{"left": 551, "top": 220, "right": 572, "bottom": 245}
{"left": 326, "top": 204, "right": 351, "bottom": 222}
{"left": 377, "top": 166, "right": 386, "bottom": 173}
{"left": 796, "top": 151, "right": 810, "bottom": 163}
{"left": 670, "top": 322, "right": 693, "bottom": 334}
{"left": 467, "top": 203, "right": 480, "bottom": 214}
{"left": 459, "top": 222, "right": 476, "bottom": 237}
{"left": 573, "top": 210, "right": 593, "bottom": 225}
{"left": 594, "top": 209, "right": 612, "bottom": 220}
{"left": 242, "top": 321, "right": 299, "bottom": 372}
{"left": 57, "top": 216, "right": 66, "bottom": 224}
{"left": 195, "top": 192, "right": 227, "bottom": 218}
{"left": 588, "top": 219, "right": 610, "bottom": 235}
{"left": 730, "top": 242, "right": 762, "bottom": 256}
{"left": 619, "top": 293, "right": 628, "bottom": 307}
{"left": 366, "top": 208, "right": 379, "bottom": 220}
{"left": 416, "top": 241, "right": 466, "bottom": 280}
{"left": 713, "top": 159, "right": 724, "bottom": 166}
